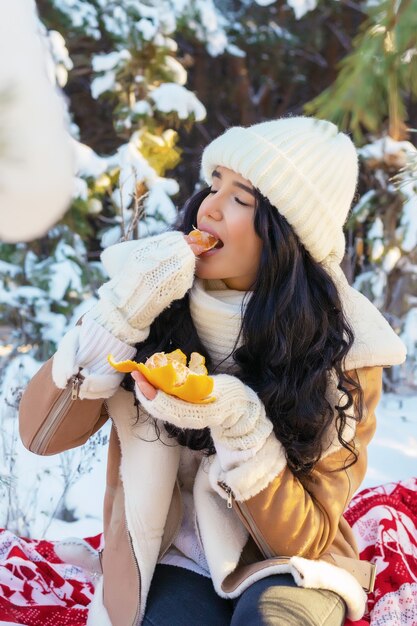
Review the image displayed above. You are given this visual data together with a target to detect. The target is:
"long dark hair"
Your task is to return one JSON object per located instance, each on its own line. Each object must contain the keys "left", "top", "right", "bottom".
{"left": 123, "top": 187, "right": 363, "bottom": 478}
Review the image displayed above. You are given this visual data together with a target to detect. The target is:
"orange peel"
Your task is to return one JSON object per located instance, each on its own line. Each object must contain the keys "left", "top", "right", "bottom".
{"left": 108, "top": 350, "right": 215, "bottom": 404}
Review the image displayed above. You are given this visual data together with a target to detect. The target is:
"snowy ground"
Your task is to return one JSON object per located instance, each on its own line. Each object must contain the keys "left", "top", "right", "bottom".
{"left": 1, "top": 390, "right": 416, "bottom": 541}
{"left": 363, "top": 392, "right": 417, "bottom": 490}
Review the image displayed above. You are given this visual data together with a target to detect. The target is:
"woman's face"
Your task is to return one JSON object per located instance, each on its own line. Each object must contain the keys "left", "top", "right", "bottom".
{"left": 195, "top": 166, "right": 263, "bottom": 291}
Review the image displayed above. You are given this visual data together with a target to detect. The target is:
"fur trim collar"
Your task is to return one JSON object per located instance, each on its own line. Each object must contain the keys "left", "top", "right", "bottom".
{"left": 330, "top": 265, "right": 406, "bottom": 369}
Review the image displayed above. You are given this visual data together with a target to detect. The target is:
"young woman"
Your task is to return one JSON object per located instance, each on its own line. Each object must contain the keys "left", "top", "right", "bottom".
{"left": 19, "top": 116, "right": 406, "bottom": 626}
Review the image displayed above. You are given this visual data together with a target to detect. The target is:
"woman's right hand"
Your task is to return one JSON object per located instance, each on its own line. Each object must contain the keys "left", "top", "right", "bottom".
{"left": 131, "top": 370, "right": 157, "bottom": 401}
{"left": 85, "top": 231, "right": 197, "bottom": 345}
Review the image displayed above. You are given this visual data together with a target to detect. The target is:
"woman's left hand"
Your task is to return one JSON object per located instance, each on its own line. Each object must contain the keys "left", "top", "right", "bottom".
{"left": 131, "top": 370, "right": 157, "bottom": 400}
{"left": 132, "top": 373, "right": 273, "bottom": 452}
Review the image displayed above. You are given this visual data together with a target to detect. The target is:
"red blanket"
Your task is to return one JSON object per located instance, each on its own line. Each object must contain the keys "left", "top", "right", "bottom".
{"left": 344, "top": 477, "right": 417, "bottom": 626}
{"left": 0, "top": 478, "right": 416, "bottom": 626}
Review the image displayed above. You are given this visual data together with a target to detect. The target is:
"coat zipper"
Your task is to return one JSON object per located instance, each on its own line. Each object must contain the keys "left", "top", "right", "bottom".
{"left": 126, "top": 523, "right": 141, "bottom": 626}
{"left": 30, "top": 372, "right": 83, "bottom": 454}
{"left": 158, "top": 480, "right": 183, "bottom": 560}
{"left": 218, "top": 481, "right": 275, "bottom": 559}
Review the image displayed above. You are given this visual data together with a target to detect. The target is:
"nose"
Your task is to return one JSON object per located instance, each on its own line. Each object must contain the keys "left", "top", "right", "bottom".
{"left": 200, "top": 192, "right": 223, "bottom": 221}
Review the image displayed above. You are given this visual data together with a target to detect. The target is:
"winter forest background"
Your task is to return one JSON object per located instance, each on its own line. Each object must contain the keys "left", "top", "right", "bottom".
{"left": 0, "top": 0, "right": 417, "bottom": 539}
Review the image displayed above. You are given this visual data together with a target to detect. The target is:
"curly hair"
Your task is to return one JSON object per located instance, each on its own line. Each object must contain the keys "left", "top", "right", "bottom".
{"left": 122, "top": 187, "right": 363, "bottom": 478}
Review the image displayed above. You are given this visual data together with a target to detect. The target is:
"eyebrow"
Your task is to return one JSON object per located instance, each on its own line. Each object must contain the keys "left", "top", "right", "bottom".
{"left": 212, "top": 169, "right": 255, "bottom": 197}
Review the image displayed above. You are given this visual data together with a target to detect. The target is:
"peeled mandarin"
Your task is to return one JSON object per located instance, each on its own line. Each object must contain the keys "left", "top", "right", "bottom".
{"left": 107, "top": 349, "right": 215, "bottom": 403}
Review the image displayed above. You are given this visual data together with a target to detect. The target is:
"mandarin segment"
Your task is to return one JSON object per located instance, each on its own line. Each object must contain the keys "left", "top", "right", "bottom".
{"left": 189, "top": 352, "right": 208, "bottom": 375}
{"left": 170, "top": 360, "right": 189, "bottom": 386}
{"left": 188, "top": 229, "right": 218, "bottom": 251}
{"left": 145, "top": 352, "right": 168, "bottom": 368}
{"left": 166, "top": 349, "right": 187, "bottom": 366}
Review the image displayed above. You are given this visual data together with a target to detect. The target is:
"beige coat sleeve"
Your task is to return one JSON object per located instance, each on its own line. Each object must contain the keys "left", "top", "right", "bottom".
{"left": 239, "top": 366, "right": 382, "bottom": 559}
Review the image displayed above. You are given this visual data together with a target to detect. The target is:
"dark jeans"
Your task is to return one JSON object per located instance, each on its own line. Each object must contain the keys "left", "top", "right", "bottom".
{"left": 143, "top": 564, "right": 346, "bottom": 626}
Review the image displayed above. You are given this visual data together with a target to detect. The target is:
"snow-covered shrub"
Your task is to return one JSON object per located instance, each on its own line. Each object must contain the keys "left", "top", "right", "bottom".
{"left": 347, "top": 136, "right": 417, "bottom": 386}
{"left": 0, "top": 1, "right": 209, "bottom": 536}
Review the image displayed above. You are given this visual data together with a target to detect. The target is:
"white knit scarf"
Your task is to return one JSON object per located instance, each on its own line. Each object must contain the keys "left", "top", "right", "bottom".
{"left": 189, "top": 278, "right": 247, "bottom": 371}
{"left": 189, "top": 272, "right": 406, "bottom": 371}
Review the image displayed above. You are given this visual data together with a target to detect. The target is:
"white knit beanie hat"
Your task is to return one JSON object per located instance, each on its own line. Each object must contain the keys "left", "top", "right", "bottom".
{"left": 201, "top": 116, "right": 359, "bottom": 265}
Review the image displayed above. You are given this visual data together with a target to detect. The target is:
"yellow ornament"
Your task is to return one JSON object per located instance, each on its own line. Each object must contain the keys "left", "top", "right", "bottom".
{"left": 107, "top": 349, "right": 215, "bottom": 404}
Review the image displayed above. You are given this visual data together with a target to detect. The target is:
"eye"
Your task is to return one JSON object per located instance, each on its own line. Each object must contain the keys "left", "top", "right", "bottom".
{"left": 235, "top": 197, "right": 250, "bottom": 207}
{"left": 209, "top": 187, "right": 218, "bottom": 194}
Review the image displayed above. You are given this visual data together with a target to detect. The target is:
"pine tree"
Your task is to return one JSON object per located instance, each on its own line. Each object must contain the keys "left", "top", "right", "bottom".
{"left": 304, "top": 0, "right": 417, "bottom": 142}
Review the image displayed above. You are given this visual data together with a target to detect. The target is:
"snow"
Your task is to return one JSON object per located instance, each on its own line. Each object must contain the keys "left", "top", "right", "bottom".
{"left": 401, "top": 309, "right": 417, "bottom": 373}
{"left": 402, "top": 48, "right": 417, "bottom": 63}
{"left": 226, "top": 44, "right": 246, "bottom": 58}
{"left": 0, "top": 285, "right": 46, "bottom": 307}
{"left": 92, "top": 50, "right": 131, "bottom": 73}
{"left": 100, "top": 224, "right": 123, "bottom": 249}
{"left": 371, "top": 239, "right": 384, "bottom": 261}
{"left": 368, "top": 216, "right": 384, "bottom": 240}
{"left": 287, "top": 0, "right": 318, "bottom": 19}
{"left": 192, "top": 0, "right": 229, "bottom": 56}
{"left": 71, "top": 138, "right": 108, "bottom": 179}
{"left": 91, "top": 72, "right": 117, "bottom": 99}
{"left": 399, "top": 184, "right": 417, "bottom": 252}
{"left": 164, "top": 55, "right": 187, "bottom": 85}
{"left": 132, "top": 100, "right": 152, "bottom": 115}
{"left": 47, "top": 30, "right": 73, "bottom": 87}
{"left": 351, "top": 189, "right": 376, "bottom": 223}
{"left": 363, "top": 393, "right": 417, "bottom": 489}
{"left": 73, "top": 177, "right": 88, "bottom": 200}
{"left": 359, "top": 135, "right": 416, "bottom": 166}
{"left": 145, "top": 182, "right": 178, "bottom": 223}
{"left": 155, "top": 34, "right": 178, "bottom": 51}
{"left": 114, "top": 140, "right": 158, "bottom": 201}
{"left": 87, "top": 198, "right": 103, "bottom": 215}
{"left": 196, "top": 0, "right": 221, "bottom": 32}
{"left": 99, "top": 166, "right": 179, "bottom": 246}
{"left": 354, "top": 269, "right": 386, "bottom": 306}
{"left": 150, "top": 83, "right": 207, "bottom": 121}
{"left": 0, "top": 355, "right": 41, "bottom": 421}
{"left": 136, "top": 17, "right": 157, "bottom": 41}
{"left": 135, "top": 1, "right": 160, "bottom": 19}
{"left": 37, "top": 310, "right": 68, "bottom": 344}
{"left": 52, "top": 0, "right": 100, "bottom": 39}
{"left": 0, "top": 260, "right": 20, "bottom": 278}
{"left": 90, "top": 48, "right": 131, "bottom": 99}
{"left": 48, "top": 258, "right": 83, "bottom": 301}
{"left": 102, "top": 7, "right": 130, "bottom": 39}
{"left": 67, "top": 297, "right": 98, "bottom": 328}
{"left": 382, "top": 246, "right": 401, "bottom": 273}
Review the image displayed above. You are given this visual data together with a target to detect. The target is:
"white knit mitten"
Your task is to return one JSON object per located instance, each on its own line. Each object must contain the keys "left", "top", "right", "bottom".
{"left": 85, "top": 231, "right": 196, "bottom": 345}
{"left": 135, "top": 374, "right": 273, "bottom": 451}
{"left": 52, "top": 318, "right": 136, "bottom": 399}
